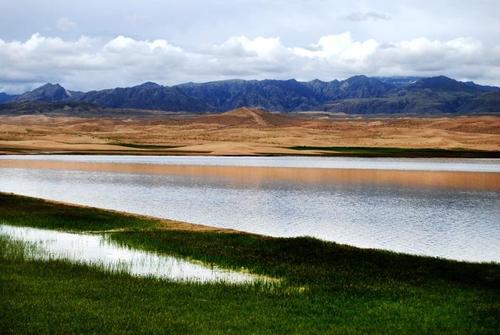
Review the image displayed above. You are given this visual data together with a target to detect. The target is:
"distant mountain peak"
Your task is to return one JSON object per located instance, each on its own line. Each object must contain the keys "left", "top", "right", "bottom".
{"left": 347, "top": 74, "right": 369, "bottom": 80}
{"left": 3, "top": 75, "right": 498, "bottom": 115}
{"left": 409, "top": 76, "right": 476, "bottom": 92}
{"left": 135, "top": 81, "right": 162, "bottom": 89}
{"left": 418, "top": 75, "right": 456, "bottom": 84}
{"left": 14, "top": 82, "right": 72, "bottom": 102}
{"left": 39, "top": 82, "right": 63, "bottom": 88}
{"left": 75, "top": 81, "right": 208, "bottom": 112}
{"left": 0, "top": 92, "right": 16, "bottom": 103}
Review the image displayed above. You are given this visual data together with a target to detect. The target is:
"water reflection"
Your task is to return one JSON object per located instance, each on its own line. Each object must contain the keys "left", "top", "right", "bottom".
{"left": 0, "top": 156, "right": 499, "bottom": 263}
{"left": 2, "top": 155, "right": 500, "bottom": 172}
{"left": 0, "top": 224, "right": 260, "bottom": 283}
{"left": 0, "top": 158, "right": 499, "bottom": 191}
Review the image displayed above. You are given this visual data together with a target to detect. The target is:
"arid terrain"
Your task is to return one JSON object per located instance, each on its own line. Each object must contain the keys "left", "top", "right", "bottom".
{"left": 1, "top": 108, "right": 499, "bottom": 155}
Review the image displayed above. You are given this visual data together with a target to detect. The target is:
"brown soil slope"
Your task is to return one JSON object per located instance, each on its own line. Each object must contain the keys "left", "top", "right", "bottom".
{"left": 190, "top": 108, "right": 299, "bottom": 127}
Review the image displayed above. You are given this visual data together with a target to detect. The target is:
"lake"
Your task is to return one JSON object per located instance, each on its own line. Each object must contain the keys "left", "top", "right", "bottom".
{"left": 0, "top": 155, "right": 499, "bottom": 263}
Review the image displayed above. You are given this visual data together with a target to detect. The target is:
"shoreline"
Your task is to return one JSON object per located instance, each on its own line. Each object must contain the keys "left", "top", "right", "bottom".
{"left": 0, "top": 191, "right": 246, "bottom": 236}
{"left": 2, "top": 191, "right": 499, "bottom": 333}
{"left": 0, "top": 191, "right": 497, "bottom": 264}
{"left": 2, "top": 146, "right": 500, "bottom": 158}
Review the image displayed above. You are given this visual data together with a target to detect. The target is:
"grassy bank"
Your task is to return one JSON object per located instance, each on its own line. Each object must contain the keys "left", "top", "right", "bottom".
{"left": 288, "top": 146, "right": 500, "bottom": 158}
{"left": 1, "top": 193, "right": 499, "bottom": 334}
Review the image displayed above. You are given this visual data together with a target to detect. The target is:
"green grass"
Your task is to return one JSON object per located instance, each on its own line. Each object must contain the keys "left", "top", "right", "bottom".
{"left": 288, "top": 145, "right": 500, "bottom": 158}
{"left": 110, "top": 142, "right": 181, "bottom": 150}
{"left": 1, "top": 192, "right": 499, "bottom": 334}
{"left": 0, "top": 193, "right": 157, "bottom": 232}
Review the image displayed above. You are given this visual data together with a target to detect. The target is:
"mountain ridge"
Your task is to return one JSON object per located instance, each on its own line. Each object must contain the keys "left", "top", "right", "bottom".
{"left": 1, "top": 76, "right": 499, "bottom": 115}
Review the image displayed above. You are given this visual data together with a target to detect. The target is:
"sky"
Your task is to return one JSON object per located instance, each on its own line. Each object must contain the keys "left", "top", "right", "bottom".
{"left": 1, "top": 0, "right": 500, "bottom": 93}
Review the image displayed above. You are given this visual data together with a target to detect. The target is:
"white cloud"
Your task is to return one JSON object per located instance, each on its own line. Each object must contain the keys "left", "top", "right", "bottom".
{"left": 56, "top": 17, "right": 77, "bottom": 31}
{"left": 0, "top": 32, "right": 499, "bottom": 93}
{"left": 294, "top": 33, "right": 379, "bottom": 62}
{"left": 344, "top": 11, "right": 391, "bottom": 21}
{"left": 103, "top": 35, "right": 183, "bottom": 54}
{"left": 215, "top": 36, "right": 285, "bottom": 59}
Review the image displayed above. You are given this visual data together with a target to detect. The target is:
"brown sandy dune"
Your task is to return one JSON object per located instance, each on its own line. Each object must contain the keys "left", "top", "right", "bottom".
{"left": 192, "top": 107, "right": 299, "bottom": 127}
{"left": 0, "top": 108, "right": 499, "bottom": 155}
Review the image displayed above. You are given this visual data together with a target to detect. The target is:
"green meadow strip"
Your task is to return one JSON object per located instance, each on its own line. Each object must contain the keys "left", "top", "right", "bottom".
{"left": 288, "top": 145, "right": 500, "bottom": 158}
{"left": 1, "top": 192, "right": 499, "bottom": 334}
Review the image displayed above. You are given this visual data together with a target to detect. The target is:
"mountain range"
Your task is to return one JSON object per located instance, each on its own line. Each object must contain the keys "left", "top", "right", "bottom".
{"left": 1, "top": 75, "right": 499, "bottom": 115}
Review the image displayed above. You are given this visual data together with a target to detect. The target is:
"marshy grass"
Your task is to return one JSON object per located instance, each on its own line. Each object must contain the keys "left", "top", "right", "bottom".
{"left": 1, "top": 192, "right": 499, "bottom": 334}
{"left": 288, "top": 145, "right": 500, "bottom": 158}
{"left": 109, "top": 142, "right": 181, "bottom": 150}
{"left": 1, "top": 224, "right": 268, "bottom": 284}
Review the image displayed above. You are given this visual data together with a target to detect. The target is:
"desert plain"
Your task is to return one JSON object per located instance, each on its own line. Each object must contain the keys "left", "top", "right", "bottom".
{"left": 1, "top": 108, "right": 499, "bottom": 156}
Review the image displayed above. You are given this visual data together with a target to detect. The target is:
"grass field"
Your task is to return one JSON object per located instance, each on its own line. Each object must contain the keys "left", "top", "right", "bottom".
{"left": 1, "top": 192, "right": 499, "bottom": 334}
{"left": 288, "top": 146, "right": 500, "bottom": 158}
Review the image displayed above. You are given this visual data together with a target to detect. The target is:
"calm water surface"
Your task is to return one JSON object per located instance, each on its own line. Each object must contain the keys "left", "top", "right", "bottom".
{"left": 5, "top": 154, "right": 500, "bottom": 172}
{"left": 0, "top": 155, "right": 499, "bottom": 263}
{"left": 0, "top": 224, "right": 259, "bottom": 283}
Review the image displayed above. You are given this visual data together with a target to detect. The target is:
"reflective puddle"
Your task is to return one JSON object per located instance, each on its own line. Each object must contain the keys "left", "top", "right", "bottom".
{"left": 0, "top": 224, "right": 261, "bottom": 284}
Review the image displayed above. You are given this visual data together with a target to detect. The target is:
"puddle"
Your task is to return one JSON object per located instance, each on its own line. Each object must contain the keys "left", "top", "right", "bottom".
{"left": 0, "top": 224, "right": 262, "bottom": 284}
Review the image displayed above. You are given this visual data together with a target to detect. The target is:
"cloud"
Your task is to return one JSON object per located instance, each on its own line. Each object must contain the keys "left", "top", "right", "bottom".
{"left": 0, "top": 32, "right": 499, "bottom": 93}
{"left": 343, "top": 11, "right": 391, "bottom": 22}
{"left": 294, "top": 33, "right": 379, "bottom": 62}
{"left": 56, "top": 17, "right": 77, "bottom": 31}
{"left": 213, "top": 36, "right": 285, "bottom": 59}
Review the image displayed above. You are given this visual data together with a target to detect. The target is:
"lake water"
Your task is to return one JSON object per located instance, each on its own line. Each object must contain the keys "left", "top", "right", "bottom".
{"left": 0, "top": 224, "right": 260, "bottom": 283}
{"left": 0, "top": 155, "right": 499, "bottom": 263}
